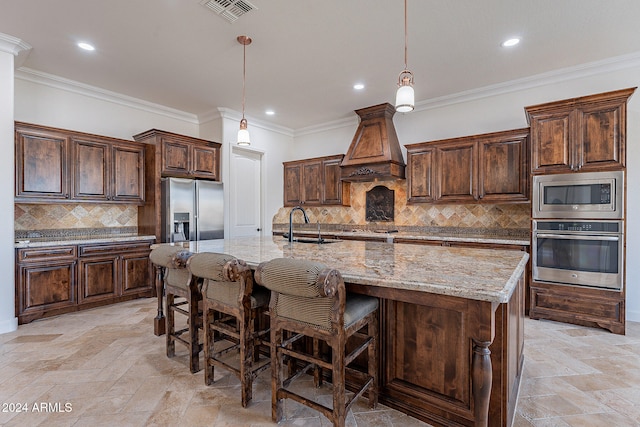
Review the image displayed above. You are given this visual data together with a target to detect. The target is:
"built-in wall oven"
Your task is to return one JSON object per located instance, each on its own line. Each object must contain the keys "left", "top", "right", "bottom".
{"left": 532, "top": 220, "right": 623, "bottom": 290}
{"left": 532, "top": 171, "right": 625, "bottom": 290}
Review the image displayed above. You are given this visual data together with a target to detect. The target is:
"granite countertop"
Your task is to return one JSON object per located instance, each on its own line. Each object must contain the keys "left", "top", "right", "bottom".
{"left": 272, "top": 228, "right": 530, "bottom": 246}
{"left": 154, "top": 236, "right": 529, "bottom": 304}
{"left": 15, "top": 234, "right": 156, "bottom": 249}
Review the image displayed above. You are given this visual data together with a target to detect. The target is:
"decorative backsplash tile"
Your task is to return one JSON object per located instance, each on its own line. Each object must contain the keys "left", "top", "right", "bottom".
{"left": 273, "top": 180, "right": 530, "bottom": 232}
{"left": 15, "top": 204, "right": 139, "bottom": 231}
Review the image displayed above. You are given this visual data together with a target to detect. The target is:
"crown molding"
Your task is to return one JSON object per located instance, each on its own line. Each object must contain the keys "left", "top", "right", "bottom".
{"left": 294, "top": 51, "right": 640, "bottom": 137}
{"left": 294, "top": 115, "right": 358, "bottom": 137}
{"left": 216, "top": 107, "right": 294, "bottom": 137}
{"left": 0, "top": 33, "right": 31, "bottom": 56}
{"left": 15, "top": 67, "right": 199, "bottom": 124}
{"left": 414, "top": 50, "right": 640, "bottom": 112}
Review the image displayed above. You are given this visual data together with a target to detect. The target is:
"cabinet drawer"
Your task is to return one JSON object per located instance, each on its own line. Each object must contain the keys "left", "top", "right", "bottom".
{"left": 78, "top": 241, "right": 152, "bottom": 257}
{"left": 17, "top": 246, "right": 77, "bottom": 263}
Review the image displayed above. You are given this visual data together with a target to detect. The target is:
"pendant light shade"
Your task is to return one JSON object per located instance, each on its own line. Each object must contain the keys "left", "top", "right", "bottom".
{"left": 395, "top": 0, "right": 415, "bottom": 113}
{"left": 237, "top": 35, "right": 252, "bottom": 146}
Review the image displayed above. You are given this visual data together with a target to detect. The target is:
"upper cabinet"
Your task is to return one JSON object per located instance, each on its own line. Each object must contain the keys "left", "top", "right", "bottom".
{"left": 15, "top": 122, "right": 145, "bottom": 204}
{"left": 406, "top": 128, "right": 530, "bottom": 204}
{"left": 159, "top": 132, "right": 221, "bottom": 180}
{"left": 283, "top": 155, "right": 350, "bottom": 207}
{"left": 132, "top": 129, "right": 222, "bottom": 240}
{"left": 525, "top": 87, "right": 636, "bottom": 174}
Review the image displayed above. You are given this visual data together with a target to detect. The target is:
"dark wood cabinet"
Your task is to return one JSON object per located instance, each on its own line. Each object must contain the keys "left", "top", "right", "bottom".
{"left": 15, "top": 125, "right": 70, "bottom": 201}
{"left": 161, "top": 135, "right": 220, "bottom": 179}
{"left": 133, "top": 129, "right": 222, "bottom": 241}
{"left": 526, "top": 87, "right": 635, "bottom": 174}
{"left": 437, "top": 139, "right": 477, "bottom": 202}
{"left": 322, "top": 156, "right": 349, "bottom": 205}
{"left": 406, "top": 128, "right": 530, "bottom": 203}
{"left": 478, "top": 129, "right": 529, "bottom": 202}
{"left": 111, "top": 144, "right": 146, "bottom": 202}
{"left": 71, "top": 138, "right": 145, "bottom": 203}
{"left": 16, "top": 240, "right": 154, "bottom": 324}
{"left": 529, "top": 282, "right": 625, "bottom": 335}
{"left": 78, "top": 254, "right": 119, "bottom": 304}
{"left": 283, "top": 154, "right": 350, "bottom": 206}
{"left": 16, "top": 246, "right": 77, "bottom": 324}
{"left": 15, "top": 122, "right": 145, "bottom": 204}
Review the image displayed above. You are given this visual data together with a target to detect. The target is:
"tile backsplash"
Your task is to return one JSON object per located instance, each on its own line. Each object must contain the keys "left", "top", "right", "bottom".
{"left": 15, "top": 204, "right": 138, "bottom": 231}
{"left": 273, "top": 180, "right": 530, "bottom": 230}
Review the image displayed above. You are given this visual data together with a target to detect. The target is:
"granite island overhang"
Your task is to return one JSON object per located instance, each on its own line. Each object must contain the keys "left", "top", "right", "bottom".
{"left": 152, "top": 236, "right": 529, "bottom": 427}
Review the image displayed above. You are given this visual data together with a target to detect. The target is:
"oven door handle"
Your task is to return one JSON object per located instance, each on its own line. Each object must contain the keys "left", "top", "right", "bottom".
{"left": 535, "top": 233, "right": 620, "bottom": 241}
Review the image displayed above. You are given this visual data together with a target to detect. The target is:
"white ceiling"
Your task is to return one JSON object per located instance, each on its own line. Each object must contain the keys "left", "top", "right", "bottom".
{"left": 3, "top": 0, "right": 640, "bottom": 131}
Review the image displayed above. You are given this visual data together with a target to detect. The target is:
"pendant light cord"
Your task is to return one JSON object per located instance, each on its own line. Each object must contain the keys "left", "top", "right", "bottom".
{"left": 242, "top": 41, "right": 246, "bottom": 121}
{"left": 403, "top": 0, "right": 408, "bottom": 70}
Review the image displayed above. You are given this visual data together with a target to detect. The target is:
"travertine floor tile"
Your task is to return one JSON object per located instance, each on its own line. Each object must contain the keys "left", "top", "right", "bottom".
{"left": 1, "top": 298, "right": 638, "bottom": 426}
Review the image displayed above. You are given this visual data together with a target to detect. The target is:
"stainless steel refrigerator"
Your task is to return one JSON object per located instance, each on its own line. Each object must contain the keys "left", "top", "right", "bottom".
{"left": 161, "top": 178, "right": 224, "bottom": 242}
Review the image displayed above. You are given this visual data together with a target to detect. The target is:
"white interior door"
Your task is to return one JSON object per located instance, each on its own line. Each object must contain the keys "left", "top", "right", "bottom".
{"left": 229, "top": 146, "right": 263, "bottom": 237}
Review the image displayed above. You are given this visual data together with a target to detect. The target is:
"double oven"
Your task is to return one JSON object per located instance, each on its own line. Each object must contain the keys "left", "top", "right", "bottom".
{"left": 532, "top": 171, "right": 624, "bottom": 290}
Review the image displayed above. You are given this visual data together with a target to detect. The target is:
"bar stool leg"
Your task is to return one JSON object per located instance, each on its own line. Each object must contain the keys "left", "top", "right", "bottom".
{"left": 166, "top": 293, "right": 175, "bottom": 358}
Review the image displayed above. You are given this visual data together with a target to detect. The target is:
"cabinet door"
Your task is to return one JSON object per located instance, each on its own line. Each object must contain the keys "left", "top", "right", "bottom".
{"left": 191, "top": 145, "right": 220, "bottom": 180}
{"left": 478, "top": 131, "right": 529, "bottom": 202}
{"left": 407, "top": 147, "right": 436, "bottom": 203}
{"left": 121, "top": 251, "right": 153, "bottom": 296}
{"left": 112, "top": 144, "right": 145, "bottom": 203}
{"left": 577, "top": 100, "right": 626, "bottom": 171}
{"left": 283, "top": 163, "right": 302, "bottom": 206}
{"left": 436, "top": 141, "right": 477, "bottom": 202}
{"left": 321, "top": 157, "right": 348, "bottom": 205}
{"left": 71, "top": 138, "right": 110, "bottom": 201}
{"left": 161, "top": 139, "right": 191, "bottom": 176}
{"left": 302, "top": 161, "right": 322, "bottom": 205}
{"left": 17, "top": 260, "right": 76, "bottom": 323}
{"left": 15, "top": 128, "right": 69, "bottom": 200}
{"left": 529, "top": 110, "right": 573, "bottom": 174}
{"left": 78, "top": 255, "right": 119, "bottom": 304}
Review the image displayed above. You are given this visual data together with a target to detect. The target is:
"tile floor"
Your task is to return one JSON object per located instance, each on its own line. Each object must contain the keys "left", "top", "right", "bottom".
{"left": 0, "top": 298, "right": 639, "bottom": 426}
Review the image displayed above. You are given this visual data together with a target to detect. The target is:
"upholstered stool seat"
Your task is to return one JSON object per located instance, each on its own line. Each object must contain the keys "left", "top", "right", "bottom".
{"left": 255, "top": 257, "right": 378, "bottom": 427}
{"left": 188, "top": 252, "right": 271, "bottom": 407}
{"left": 149, "top": 246, "right": 202, "bottom": 373}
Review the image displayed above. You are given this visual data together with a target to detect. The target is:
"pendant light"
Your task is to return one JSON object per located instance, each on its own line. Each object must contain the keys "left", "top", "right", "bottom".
{"left": 237, "top": 35, "right": 252, "bottom": 145}
{"left": 395, "top": 0, "right": 414, "bottom": 113}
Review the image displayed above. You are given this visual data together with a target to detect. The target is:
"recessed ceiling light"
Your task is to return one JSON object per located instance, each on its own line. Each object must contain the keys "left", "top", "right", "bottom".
{"left": 501, "top": 38, "right": 520, "bottom": 47}
{"left": 353, "top": 83, "right": 365, "bottom": 90}
{"left": 77, "top": 42, "right": 95, "bottom": 51}
{"left": 265, "top": 110, "right": 275, "bottom": 116}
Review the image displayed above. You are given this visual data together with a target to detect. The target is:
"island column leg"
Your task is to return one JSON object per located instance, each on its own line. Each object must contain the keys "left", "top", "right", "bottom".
{"left": 154, "top": 266, "right": 166, "bottom": 336}
{"left": 472, "top": 339, "right": 492, "bottom": 427}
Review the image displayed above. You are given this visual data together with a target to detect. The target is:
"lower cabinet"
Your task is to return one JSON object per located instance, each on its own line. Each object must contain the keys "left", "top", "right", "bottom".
{"left": 16, "top": 240, "right": 154, "bottom": 324}
{"left": 529, "top": 282, "right": 625, "bottom": 335}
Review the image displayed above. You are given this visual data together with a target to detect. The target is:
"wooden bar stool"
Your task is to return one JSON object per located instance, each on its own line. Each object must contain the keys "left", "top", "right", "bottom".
{"left": 255, "top": 258, "right": 378, "bottom": 427}
{"left": 188, "top": 252, "right": 271, "bottom": 407}
{"left": 149, "top": 246, "right": 202, "bottom": 373}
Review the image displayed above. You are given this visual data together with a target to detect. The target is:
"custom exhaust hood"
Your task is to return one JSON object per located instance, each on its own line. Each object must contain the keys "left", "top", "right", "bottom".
{"left": 340, "top": 103, "right": 406, "bottom": 181}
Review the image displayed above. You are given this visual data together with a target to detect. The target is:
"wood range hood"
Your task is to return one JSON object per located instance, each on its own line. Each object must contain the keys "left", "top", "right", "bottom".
{"left": 340, "top": 103, "right": 406, "bottom": 181}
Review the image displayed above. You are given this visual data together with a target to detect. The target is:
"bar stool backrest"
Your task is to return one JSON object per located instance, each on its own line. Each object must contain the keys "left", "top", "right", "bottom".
{"left": 255, "top": 258, "right": 345, "bottom": 332}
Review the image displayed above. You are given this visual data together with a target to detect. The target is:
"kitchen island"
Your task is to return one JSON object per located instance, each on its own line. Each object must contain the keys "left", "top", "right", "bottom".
{"left": 154, "top": 236, "right": 528, "bottom": 427}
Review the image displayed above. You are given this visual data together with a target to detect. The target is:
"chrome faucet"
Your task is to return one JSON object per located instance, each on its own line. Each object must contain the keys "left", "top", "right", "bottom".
{"left": 288, "top": 206, "right": 310, "bottom": 242}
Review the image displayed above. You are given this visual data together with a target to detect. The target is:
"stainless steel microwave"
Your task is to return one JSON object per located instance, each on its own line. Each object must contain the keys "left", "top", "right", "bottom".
{"left": 532, "top": 171, "right": 624, "bottom": 219}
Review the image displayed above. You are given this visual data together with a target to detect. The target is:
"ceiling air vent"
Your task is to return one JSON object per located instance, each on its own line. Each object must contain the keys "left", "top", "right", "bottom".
{"left": 200, "top": 0, "right": 257, "bottom": 23}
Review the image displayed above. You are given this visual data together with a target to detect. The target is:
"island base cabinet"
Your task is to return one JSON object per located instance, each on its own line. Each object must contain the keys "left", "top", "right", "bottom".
{"left": 348, "top": 273, "right": 524, "bottom": 427}
{"left": 529, "top": 282, "right": 625, "bottom": 335}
